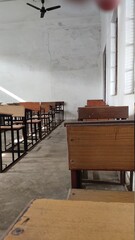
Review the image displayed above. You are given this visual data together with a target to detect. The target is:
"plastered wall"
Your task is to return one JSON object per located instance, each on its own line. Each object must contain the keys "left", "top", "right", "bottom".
{"left": 0, "top": 0, "right": 102, "bottom": 119}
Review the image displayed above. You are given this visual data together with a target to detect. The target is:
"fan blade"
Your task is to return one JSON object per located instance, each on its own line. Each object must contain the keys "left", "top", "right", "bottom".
{"left": 27, "top": 3, "right": 41, "bottom": 11}
{"left": 46, "top": 5, "right": 61, "bottom": 11}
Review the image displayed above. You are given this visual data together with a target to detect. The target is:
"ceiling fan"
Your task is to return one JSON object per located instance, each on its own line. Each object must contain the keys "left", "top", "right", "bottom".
{"left": 27, "top": 0, "right": 61, "bottom": 18}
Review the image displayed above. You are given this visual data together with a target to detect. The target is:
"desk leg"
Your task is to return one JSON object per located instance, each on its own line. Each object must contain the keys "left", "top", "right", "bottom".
{"left": 82, "top": 170, "right": 88, "bottom": 179}
{"left": 0, "top": 132, "right": 2, "bottom": 173}
{"left": 120, "top": 171, "right": 125, "bottom": 185}
{"left": 129, "top": 171, "right": 133, "bottom": 191}
{"left": 71, "top": 170, "right": 82, "bottom": 188}
{"left": 39, "top": 122, "right": 42, "bottom": 140}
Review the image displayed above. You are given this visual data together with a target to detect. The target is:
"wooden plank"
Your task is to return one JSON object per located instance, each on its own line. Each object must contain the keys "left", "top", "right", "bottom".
{"left": 64, "top": 120, "right": 133, "bottom": 127}
{"left": 68, "top": 189, "right": 134, "bottom": 203}
{"left": 3, "top": 199, "right": 134, "bottom": 240}
{"left": 55, "top": 101, "right": 64, "bottom": 105}
{"left": 78, "top": 106, "right": 128, "bottom": 120}
{"left": 87, "top": 99, "right": 106, "bottom": 106}
{"left": 45, "top": 102, "right": 56, "bottom": 107}
{"left": 19, "top": 102, "right": 41, "bottom": 111}
{"left": 0, "top": 125, "right": 25, "bottom": 130}
{"left": 0, "top": 105, "right": 25, "bottom": 117}
{"left": 85, "top": 105, "right": 109, "bottom": 108}
{"left": 27, "top": 120, "right": 41, "bottom": 123}
{"left": 67, "top": 124, "right": 134, "bottom": 171}
{"left": 41, "top": 102, "right": 52, "bottom": 112}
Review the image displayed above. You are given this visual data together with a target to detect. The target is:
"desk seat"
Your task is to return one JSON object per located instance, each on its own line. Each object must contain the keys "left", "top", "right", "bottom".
{"left": 27, "top": 119, "right": 41, "bottom": 124}
{"left": 0, "top": 125, "right": 25, "bottom": 130}
{"left": 68, "top": 189, "right": 134, "bottom": 203}
{"left": 2, "top": 197, "right": 134, "bottom": 240}
{"left": 13, "top": 121, "right": 24, "bottom": 124}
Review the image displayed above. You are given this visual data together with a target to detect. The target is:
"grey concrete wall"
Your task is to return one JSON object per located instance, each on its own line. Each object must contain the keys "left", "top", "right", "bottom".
{"left": 0, "top": 0, "right": 102, "bottom": 119}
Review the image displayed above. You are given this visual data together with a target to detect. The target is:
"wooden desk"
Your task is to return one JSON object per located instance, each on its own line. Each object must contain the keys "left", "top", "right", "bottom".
{"left": 19, "top": 102, "right": 41, "bottom": 112}
{"left": 66, "top": 121, "right": 134, "bottom": 189}
{"left": 0, "top": 112, "right": 26, "bottom": 173}
{"left": 68, "top": 189, "right": 134, "bottom": 203}
{"left": 0, "top": 105, "right": 25, "bottom": 117}
{"left": 78, "top": 106, "right": 128, "bottom": 121}
{"left": 2, "top": 198, "right": 134, "bottom": 240}
{"left": 67, "top": 123, "right": 134, "bottom": 171}
{"left": 87, "top": 99, "right": 107, "bottom": 106}
{"left": 41, "top": 102, "right": 53, "bottom": 112}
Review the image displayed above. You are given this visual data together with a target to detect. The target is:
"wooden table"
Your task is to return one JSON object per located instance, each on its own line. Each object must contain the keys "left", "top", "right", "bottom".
{"left": 2, "top": 193, "right": 134, "bottom": 240}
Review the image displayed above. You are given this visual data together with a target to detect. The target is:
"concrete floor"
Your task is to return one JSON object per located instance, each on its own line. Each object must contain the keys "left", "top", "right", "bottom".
{"left": 0, "top": 123, "right": 126, "bottom": 239}
{"left": 0, "top": 123, "right": 70, "bottom": 239}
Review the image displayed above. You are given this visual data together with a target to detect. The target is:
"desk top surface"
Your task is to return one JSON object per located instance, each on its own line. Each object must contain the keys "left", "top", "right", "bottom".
{"left": 0, "top": 106, "right": 25, "bottom": 117}
{"left": 64, "top": 119, "right": 134, "bottom": 126}
{"left": 3, "top": 196, "right": 134, "bottom": 240}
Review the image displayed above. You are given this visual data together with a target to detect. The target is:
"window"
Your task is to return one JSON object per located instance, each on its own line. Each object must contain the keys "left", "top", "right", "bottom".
{"left": 124, "top": 0, "right": 135, "bottom": 94}
{"left": 110, "top": 12, "right": 118, "bottom": 96}
{"left": 103, "top": 47, "right": 107, "bottom": 101}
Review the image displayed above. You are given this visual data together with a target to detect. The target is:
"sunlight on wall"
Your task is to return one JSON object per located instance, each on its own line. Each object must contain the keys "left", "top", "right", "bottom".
{"left": 0, "top": 86, "right": 25, "bottom": 102}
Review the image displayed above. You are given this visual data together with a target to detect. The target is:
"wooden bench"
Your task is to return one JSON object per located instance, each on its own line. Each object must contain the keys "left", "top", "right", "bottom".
{"left": 0, "top": 105, "right": 27, "bottom": 147}
{"left": 41, "top": 101, "right": 64, "bottom": 127}
{"left": 0, "top": 110, "right": 26, "bottom": 172}
{"left": 55, "top": 101, "right": 64, "bottom": 122}
{"left": 78, "top": 106, "right": 128, "bottom": 121}
{"left": 65, "top": 120, "right": 134, "bottom": 190}
{"left": 19, "top": 102, "right": 41, "bottom": 112}
{"left": 77, "top": 106, "right": 129, "bottom": 184}
{"left": 2, "top": 197, "right": 134, "bottom": 240}
{"left": 19, "top": 102, "right": 55, "bottom": 137}
{"left": 0, "top": 104, "right": 41, "bottom": 151}
{"left": 19, "top": 102, "right": 42, "bottom": 141}
{"left": 41, "top": 102, "right": 56, "bottom": 131}
{"left": 0, "top": 105, "right": 25, "bottom": 118}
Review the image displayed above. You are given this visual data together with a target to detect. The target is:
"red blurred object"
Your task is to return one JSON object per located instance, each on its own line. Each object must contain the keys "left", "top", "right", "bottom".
{"left": 95, "top": 0, "right": 121, "bottom": 11}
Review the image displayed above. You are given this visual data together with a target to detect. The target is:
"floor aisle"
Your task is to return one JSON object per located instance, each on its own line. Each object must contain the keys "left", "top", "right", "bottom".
{"left": 0, "top": 123, "right": 127, "bottom": 239}
{"left": 0, "top": 123, "right": 70, "bottom": 239}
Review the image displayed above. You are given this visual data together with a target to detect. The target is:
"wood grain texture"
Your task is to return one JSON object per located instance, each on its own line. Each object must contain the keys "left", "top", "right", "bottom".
{"left": 0, "top": 125, "right": 24, "bottom": 130}
{"left": 0, "top": 105, "right": 25, "bottom": 117}
{"left": 64, "top": 120, "right": 133, "bottom": 127}
{"left": 27, "top": 120, "right": 41, "bottom": 123}
{"left": 67, "top": 124, "right": 134, "bottom": 171}
{"left": 19, "top": 102, "right": 41, "bottom": 111}
{"left": 41, "top": 102, "right": 52, "bottom": 112}
{"left": 78, "top": 106, "right": 128, "bottom": 120}
{"left": 3, "top": 199, "right": 134, "bottom": 240}
{"left": 87, "top": 99, "right": 106, "bottom": 106}
{"left": 44, "top": 102, "right": 56, "bottom": 107}
{"left": 68, "top": 189, "right": 134, "bottom": 203}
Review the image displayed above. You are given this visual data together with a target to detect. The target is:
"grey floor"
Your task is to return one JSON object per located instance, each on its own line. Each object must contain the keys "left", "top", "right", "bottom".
{"left": 0, "top": 123, "right": 126, "bottom": 239}
{"left": 0, "top": 123, "right": 70, "bottom": 239}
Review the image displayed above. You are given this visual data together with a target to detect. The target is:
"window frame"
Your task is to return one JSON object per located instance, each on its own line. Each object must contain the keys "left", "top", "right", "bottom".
{"left": 110, "top": 10, "right": 118, "bottom": 96}
{"left": 124, "top": 0, "right": 135, "bottom": 95}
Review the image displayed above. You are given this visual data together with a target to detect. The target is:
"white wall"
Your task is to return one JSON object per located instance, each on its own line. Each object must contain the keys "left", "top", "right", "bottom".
{"left": 100, "top": 1, "right": 134, "bottom": 190}
{"left": 100, "top": 0, "right": 134, "bottom": 119}
{"left": 0, "top": 0, "right": 102, "bottom": 119}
